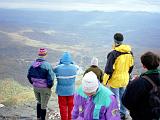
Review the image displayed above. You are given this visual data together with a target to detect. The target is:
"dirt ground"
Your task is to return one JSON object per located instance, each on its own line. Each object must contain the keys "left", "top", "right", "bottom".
{"left": 0, "top": 90, "right": 132, "bottom": 120}
{"left": 0, "top": 93, "right": 60, "bottom": 120}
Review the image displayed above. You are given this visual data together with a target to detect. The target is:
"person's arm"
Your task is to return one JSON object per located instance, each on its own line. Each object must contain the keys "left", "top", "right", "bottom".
{"left": 103, "top": 52, "right": 116, "bottom": 85}
{"left": 129, "top": 52, "right": 134, "bottom": 74}
{"left": 27, "top": 66, "right": 33, "bottom": 84}
{"left": 47, "top": 64, "right": 55, "bottom": 88}
{"left": 129, "top": 66, "right": 134, "bottom": 74}
{"left": 105, "top": 95, "right": 120, "bottom": 120}
{"left": 72, "top": 94, "right": 80, "bottom": 119}
{"left": 102, "top": 73, "right": 110, "bottom": 85}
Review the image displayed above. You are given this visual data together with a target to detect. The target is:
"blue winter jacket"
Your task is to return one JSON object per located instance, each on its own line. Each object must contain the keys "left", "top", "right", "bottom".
{"left": 53, "top": 52, "right": 79, "bottom": 96}
{"left": 27, "top": 58, "right": 55, "bottom": 88}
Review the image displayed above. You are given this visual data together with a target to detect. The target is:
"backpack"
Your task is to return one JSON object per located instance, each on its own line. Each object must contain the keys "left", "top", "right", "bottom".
{"left": 142, "top": 76, "right": 160, "bottom": 119}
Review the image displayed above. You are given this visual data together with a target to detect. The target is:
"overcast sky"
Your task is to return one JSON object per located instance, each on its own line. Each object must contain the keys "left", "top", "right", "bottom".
{"left": 0, "top": 0, "right": 160, "bottom": 13}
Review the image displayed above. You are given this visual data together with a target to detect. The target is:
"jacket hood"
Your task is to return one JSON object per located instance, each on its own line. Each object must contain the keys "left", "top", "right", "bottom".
{"left": 114, "top": 44, "right": 131, "bottom": 53}
{"left": 60, "top": 52, "right": 73, "bottom": 64}
{"left": 32, "top": 58, "right": 45, "bottom": 68}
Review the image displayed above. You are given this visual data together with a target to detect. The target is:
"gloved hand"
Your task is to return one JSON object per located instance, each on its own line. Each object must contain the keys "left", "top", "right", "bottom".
{"left": 47, "top": 83, "right": 53, "bottom": 88}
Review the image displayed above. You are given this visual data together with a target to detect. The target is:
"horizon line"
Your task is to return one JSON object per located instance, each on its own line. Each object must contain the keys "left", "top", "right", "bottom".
{"left": 0, "top": 8, "right": 160, "bottom": 14}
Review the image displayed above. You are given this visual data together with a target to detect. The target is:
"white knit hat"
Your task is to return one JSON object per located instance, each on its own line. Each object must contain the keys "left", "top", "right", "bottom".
{"left": 82, "top": 71, "right": 99, "bottom": 93}
{"left": 91, "top": 57, "right": 98, "bottom": 66}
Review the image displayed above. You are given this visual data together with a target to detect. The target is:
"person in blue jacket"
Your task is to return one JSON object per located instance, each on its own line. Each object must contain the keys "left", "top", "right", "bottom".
{"left": 27, "top": 48, "right": 54, "bottom": 120}
{"left": 53, "top": 52, "right": 79, "bottom": 120}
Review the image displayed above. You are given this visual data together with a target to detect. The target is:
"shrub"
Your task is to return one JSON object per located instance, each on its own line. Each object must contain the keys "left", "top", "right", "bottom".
{"left": 0, "top": 79, "right": 35, "bottom": 106}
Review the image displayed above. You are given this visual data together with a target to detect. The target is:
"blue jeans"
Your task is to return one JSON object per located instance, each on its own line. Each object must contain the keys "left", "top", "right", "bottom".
{"left": 110, "top": 87, "right": 126, "bottom": 115}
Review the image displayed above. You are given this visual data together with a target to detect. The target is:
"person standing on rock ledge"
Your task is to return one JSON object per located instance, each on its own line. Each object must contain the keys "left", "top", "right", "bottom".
{"left": 103, "top": 33, "right": 134, "bottom": 120}
{"left": 84, "top": 57, "right": 104, "bottom": 83}
{"left": 122, "top": 51, "right": 160, "bottom": 120}
{"left": 72, "top": 71, "right": 120, "bottom": 120}
{"left": 53, "top": 52, "right": 79, "bottom": 120}
{"left": 27, "top": 48, "right": 55, "bottom": 120}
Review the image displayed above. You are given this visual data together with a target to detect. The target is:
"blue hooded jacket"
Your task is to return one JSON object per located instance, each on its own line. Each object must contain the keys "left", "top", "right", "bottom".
{"left": 53, "top": 52, "right": 79, "bottom": 96}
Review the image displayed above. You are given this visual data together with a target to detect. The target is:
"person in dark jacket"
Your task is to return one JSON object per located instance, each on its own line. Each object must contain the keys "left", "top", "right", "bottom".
{"left": 122, "top": 51, "right": 160, "bottom": 120}
{"left": 27, "top": 48, "right": 55, "bottom": 120}
{"left": 84, "top": 57, "right": 104, "bottom": 83}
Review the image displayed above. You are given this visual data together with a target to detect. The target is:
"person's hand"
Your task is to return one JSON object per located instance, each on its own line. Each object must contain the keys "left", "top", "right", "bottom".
{"left": 106, "top": 84, "right": 110, "bottom": 88}
{"left": 47, "top": 84, "right": 53, "bottom": 89}
{"left": 132, "top": 75, "right": 139, "bottom": 80}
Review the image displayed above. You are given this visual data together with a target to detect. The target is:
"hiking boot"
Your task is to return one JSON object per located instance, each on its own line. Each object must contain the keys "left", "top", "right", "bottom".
{"left": 37, "top": 103, "right": 41, "bottom": 119}
{"left": 41, "top": 109, "right": 46, "bottom": 120}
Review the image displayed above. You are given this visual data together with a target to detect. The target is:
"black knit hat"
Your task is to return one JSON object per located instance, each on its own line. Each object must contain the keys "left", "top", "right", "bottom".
{"left": 114, "top": 33, "right": 123, "bottom": 44}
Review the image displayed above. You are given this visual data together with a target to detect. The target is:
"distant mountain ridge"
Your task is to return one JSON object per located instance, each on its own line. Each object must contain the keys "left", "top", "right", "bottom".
{"left": 0, "top": 9, "right": 160, "bottom": 47}
{"left": 0, "top": 8, "right": 159, "bottom": 85}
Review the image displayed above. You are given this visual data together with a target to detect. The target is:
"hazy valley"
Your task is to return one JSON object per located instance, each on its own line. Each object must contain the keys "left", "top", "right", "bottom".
{"left": 0, "top": 9, "right": 160, "bottom": 85}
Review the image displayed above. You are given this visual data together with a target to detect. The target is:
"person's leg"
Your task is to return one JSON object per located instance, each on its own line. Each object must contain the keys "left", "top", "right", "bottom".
{"left": 58, "top": 96, "right": 68, "bottom": 120}
{"left": 119, "top": 87, "right": 127, "bottom": 119}
{"left": 41, "top": 109, "right": 46, "bottom": 120}
{"left": 67, "top": 96, "right": 74, "bottom": 120}
{"left": 34, "top": 88, "right": 41, "bottom": 120}
{"left": 36, "top": 103, "right": 41, "bottom": 120}
{"left": 110, "top": 87, "right": 120, "bottom": 109}
{"left": 40, "top": 88, "right": 51, "bottom": 120}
